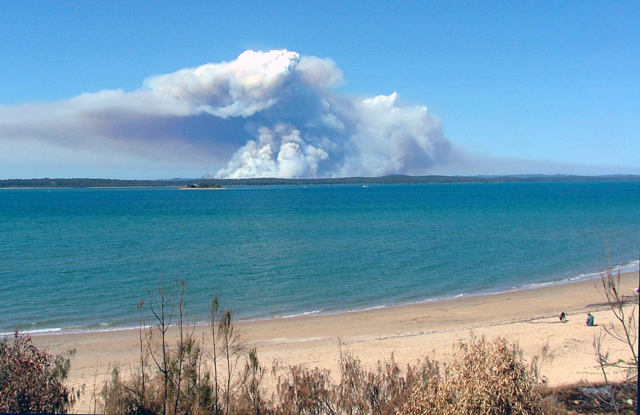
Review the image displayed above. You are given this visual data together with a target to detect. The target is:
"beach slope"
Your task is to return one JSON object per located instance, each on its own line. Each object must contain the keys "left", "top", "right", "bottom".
{"left": 34, "top": 272, "right": 639, "bottom": 413}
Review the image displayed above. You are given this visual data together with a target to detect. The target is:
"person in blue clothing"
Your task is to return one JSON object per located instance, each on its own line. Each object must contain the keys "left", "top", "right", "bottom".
{"left": 585, "top": 312, "right": 595, "bottom": 326}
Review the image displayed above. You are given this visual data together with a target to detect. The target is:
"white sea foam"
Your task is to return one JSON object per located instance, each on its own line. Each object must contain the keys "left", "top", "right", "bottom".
{"left": 279, "top": 310, "right": 323, "bottom": 319}
{"left": 1, "top": 327, "right": 62, "bottom": 337}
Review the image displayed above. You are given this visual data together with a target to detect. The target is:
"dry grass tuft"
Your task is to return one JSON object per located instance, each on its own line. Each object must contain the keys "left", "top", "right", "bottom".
{"left": 399, "top": 335, "right": 544, "bottom": 415}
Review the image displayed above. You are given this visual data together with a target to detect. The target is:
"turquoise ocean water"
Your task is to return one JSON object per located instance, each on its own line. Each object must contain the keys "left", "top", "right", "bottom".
{"left": 1, "top": 181, "right": 639, "bottom": 335}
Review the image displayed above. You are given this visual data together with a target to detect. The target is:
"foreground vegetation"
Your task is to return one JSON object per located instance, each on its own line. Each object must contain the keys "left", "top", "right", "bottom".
{"left": 2, "top": 270, "right": 637, "bottom": 414}
{"left": 95, "top": 313, "right": 551, "bottom": 415}
{"left": 0, "top": 333, "right": 78, "bottom": 413}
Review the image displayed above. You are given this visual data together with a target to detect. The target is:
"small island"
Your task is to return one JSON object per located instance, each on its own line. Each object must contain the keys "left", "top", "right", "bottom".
{"left": 180, "top": 182, "right": 223, "bottom": 190}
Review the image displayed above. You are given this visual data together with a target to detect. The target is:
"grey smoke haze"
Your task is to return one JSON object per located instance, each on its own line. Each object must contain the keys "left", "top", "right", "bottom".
{"left": 0, "top": 50, "right": 461, "bottom": 178}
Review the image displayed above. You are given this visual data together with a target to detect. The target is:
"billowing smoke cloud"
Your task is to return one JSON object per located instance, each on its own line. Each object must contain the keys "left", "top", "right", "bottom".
{"left": 0, "top": 50, "right": 461, "bottom": 178}
{"left": 146, "top": 50, "right": 303, "bottom": 119}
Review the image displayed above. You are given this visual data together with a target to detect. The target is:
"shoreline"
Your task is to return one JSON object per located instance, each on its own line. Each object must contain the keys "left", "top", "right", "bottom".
{"left": 14, "top": 262, "right": 638, "bottom": 338}
{"left": 31, "top": 271, "right": 639, "bottom": 413}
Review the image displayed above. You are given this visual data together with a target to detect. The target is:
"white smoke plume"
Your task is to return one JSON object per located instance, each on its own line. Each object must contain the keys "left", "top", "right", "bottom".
{"left": 0, "top": 49, "right": 461, "bottom": 179}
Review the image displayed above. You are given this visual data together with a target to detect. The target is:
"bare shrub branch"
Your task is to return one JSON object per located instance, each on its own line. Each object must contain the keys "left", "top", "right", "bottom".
{"left": 594, "top": 266, "right": 638, "bottom": 385}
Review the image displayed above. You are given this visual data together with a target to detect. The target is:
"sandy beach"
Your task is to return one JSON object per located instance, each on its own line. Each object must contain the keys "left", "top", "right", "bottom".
{"left": 33, "top": 271, "right": 638, "bottom": 413}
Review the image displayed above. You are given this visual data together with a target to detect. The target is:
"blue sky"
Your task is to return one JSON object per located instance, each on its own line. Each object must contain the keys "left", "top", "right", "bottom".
{"left": 1, "top": 1, "right": 638, "bottom": 179}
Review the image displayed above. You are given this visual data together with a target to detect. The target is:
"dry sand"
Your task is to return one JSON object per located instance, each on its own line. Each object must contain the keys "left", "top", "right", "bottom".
{"left": 32, "top": 271, "right": 639, "bottom": 413}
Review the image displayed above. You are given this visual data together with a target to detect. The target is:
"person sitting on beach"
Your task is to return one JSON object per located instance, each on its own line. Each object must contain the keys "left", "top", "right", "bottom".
{"left": 559, "top": 312, "right": 566, "bottom": 322}
{"left": 585, "top": 312, "right": 595, "bottom": 326}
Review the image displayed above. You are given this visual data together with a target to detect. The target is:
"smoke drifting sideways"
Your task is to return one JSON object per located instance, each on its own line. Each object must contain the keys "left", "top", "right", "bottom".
{"left": 0, "top": 50, "right": 462, "bottom": 179}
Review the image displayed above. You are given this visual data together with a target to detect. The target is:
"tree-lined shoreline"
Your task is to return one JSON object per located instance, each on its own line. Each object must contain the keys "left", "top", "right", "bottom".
{"left": 1, "top": 174, "right": 639, "bottom": 189}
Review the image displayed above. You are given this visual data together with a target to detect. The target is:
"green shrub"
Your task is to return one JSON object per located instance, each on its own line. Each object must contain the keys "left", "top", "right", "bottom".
{"left": 0, "top": 332, "right": 76, "bottom": 414}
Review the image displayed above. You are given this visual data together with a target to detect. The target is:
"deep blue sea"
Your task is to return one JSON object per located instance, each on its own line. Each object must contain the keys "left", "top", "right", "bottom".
{"left": 1, "top": 181, "right": 639, "bottom": 335}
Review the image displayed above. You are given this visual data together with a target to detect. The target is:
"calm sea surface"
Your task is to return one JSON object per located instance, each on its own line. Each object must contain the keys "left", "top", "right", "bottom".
{"left": 1, "top": 181, "right": 638, "bottom": 335}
